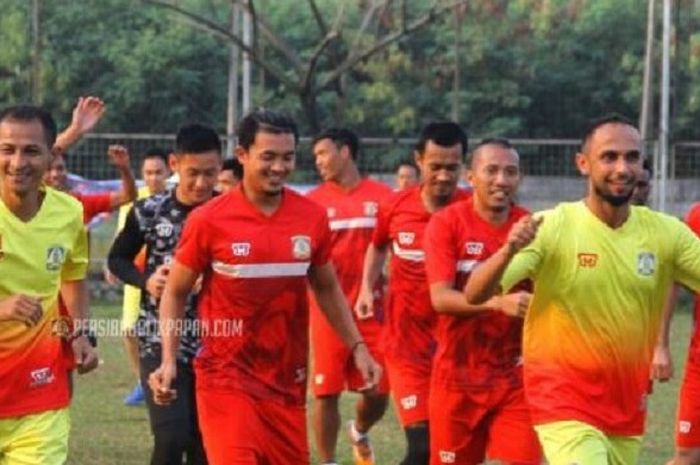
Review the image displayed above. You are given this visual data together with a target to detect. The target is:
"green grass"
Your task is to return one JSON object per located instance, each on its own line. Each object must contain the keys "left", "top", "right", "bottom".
{"left": 68, "top": 304, "right": 695, "bottom": 464}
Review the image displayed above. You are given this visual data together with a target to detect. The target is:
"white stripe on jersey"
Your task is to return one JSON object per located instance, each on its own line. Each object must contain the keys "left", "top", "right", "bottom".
{"left": 328, "top": 217, "right": 377, "bottom": 231}
{"left": 392, "top": 241, "right": 425, "bottom": 262}
{"left": 212, "top": 261, "right": 310, "bottom": 278}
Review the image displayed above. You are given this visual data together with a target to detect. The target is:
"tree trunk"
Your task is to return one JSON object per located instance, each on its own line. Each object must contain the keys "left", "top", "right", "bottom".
{"left": 300, "top": 91, "right": 320, "bottom": 134}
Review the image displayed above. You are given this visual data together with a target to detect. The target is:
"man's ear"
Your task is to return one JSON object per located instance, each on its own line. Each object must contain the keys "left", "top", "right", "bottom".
{"left": 575, "top": 152, "right": 589, "bottom": 176}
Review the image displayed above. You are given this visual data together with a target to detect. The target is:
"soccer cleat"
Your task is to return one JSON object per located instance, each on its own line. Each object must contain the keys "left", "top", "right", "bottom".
{"left": 348, "top": 420, "right": 375, "bottom": 465}
{"left": 123, "top": 382, "right": 145, "bottom": 406}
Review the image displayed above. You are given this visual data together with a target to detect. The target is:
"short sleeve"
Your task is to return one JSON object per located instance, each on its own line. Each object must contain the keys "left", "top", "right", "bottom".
{"left": 61, "top": 212, "right": 88, "bottom": 281}
{"left": 424, "top": 210, "right": 458, "bottom": 285}
{"left": 672, "top": 218, "right": 700, "bottom": 293}
{"left": 500, "top": 211, "right": 551, "bottom": 292}
{"left": 81, "top": 192, "right": 113, "bottom": 223}
{"left": 371, "top": 199, "right": 392, "bottom": 249}
{"left": 311, "top": 212, "right": 332, "bottom": 267}
{"left": 175, "top": 207, "right": 211, "bottom": 273}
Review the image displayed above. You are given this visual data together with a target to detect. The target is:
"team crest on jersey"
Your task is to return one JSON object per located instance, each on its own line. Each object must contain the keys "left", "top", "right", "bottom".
{"left": 155, "top": 221, "right": 174, "bottom": 238}
{"left": 439, "top": 450, "right": 456, "bottom": 463}
{"left": 231, "top": 242, "right": 251, "bottom": 257}
{"left": 51, "top": 317, "right": 72, "bottom": 339}
{"left": 46, "top": 245, "right": 66, "bottom": 271}
{"left": 465, "top": 242, "right": 484, "bottom": 255}
{"left": 327, "top": 207, "right": 336, "bottom": 218}
{"left": 30, "top": 367, "right": 55, "bottom": 388}
{"left": 577, "top": 253, "right": 598, "bottom": 268}
{"left": 637, "top": 252, "right": 656, "bottom": 276}
{"left": 291, "top": 235, "right": 311, "bottom": 260}
{"left": 398, "top": 232, "right": 415, "bottom": 245}
{"left": 363, "top": 201, "right": 378, "bottom": 217}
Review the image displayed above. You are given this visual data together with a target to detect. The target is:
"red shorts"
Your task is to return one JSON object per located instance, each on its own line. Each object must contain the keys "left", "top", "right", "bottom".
{"left": 386, "top": 356, "right": 431, "bottom": 427}
{"left": 196, "top": 389, "right": 308, "bottom": 465}
{"left": 429, "top": 384, "right": 541, "bottom": 465}
{"left": 677, "top": 356, "right": 700, "bottom": 447}
{"left": 311, "top": 314, "right": 389, "bottom": 397}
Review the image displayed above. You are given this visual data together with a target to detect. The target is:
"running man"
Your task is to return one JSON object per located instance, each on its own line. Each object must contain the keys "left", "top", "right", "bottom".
{"left": 464, "top": 115, "right": 700, "bottom": 465}
{"left": 356, "top": 122, "right": 469, "bottom": 465}
{"left": 0, "top": 105, "right": 98, "bottom": 465}
{"left": 149, "top": 110, "right": 382, "bottom": 465}
{"left": 108, "top": 125, "right": 220, "bottom": 464}
{"left": 424, "top": 138, "right": 542, "bottom": 465}
{"left": 307, "top": 127, "right": 392, "bottom": 465}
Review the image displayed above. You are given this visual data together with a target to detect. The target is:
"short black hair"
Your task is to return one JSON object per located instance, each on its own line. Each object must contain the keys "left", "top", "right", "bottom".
{"left": 237, "top": 109, "right": 298, "bottom": 150}
{"left": 175, "top": 123, "right": 221, "bottom": 155}
{"left": 468, "top": 137, "right": 515, "bottom": 167}
{"left": 395, "top": 159, "right": 417, "bottom": 172}
{"left": 415, "top": 121, "right": 468, "bottom": 158}
{"left": 580, "top": 114, "right": 637, "bottom": 153}
{"left": 222, "top": 157, "right": 244, "bottom": 179}
{"left": 311, "top": 128, "right": 359, "bottom": 160}
{"left": 142, "top": 147, "right": 169, "bottom": 166}
{"left": 0, "top": 105, "right": 57, "bottom": 148}
{"left": 642, "top": 158, "right": 652, "bottom": 175}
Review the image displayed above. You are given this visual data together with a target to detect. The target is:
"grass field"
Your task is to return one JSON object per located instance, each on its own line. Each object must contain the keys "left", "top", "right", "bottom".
{"left": 68, "top": 303, "right": 695, "bottom": 464}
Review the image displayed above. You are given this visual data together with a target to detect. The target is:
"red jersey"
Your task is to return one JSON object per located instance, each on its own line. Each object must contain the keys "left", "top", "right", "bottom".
{"left": 372, "top": 186, "right": 469, "bottom": 363}
{"left": 73, "top": 191, "right": 112, "bottom": 224}
{"left": 687, "top": 203, "right": 700, "bottom": 364}
{"left": 175, "top": 186, "right": 331, "bottom": 406}
{"left": 424, "top": 197, "right": 529, "bottom": 390}
{"left": 306, "top": 179, "right": 392, "bottom": 317}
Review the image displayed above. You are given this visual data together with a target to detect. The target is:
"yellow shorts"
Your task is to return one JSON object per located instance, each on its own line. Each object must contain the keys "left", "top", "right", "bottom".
{"left": 121, "top": 284, "right": 141, "bottom": 332}
{"left": 535, "top": 420, "right": 642, "bottom": 465}
{"left": 0, "top": 408, "right": 70, "bottom": 465}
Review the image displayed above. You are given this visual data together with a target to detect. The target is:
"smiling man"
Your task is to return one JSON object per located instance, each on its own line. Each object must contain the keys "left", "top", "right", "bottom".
{"left": 463, "top": 115, "right": 700, "bottom": 465}
{"left": 149, "top": 110, "right": 381, "bottom": 465}
{"left": 0, "top": 105, "right": 97, "bottom": 465}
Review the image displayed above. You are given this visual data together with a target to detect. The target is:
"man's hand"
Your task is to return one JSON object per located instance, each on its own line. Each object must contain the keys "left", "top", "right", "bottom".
{"left": 72, "top": 336, "right": 99, "bottom": 374}
{"left": 146, "top": 264, "right": 170, "bottom": 299}
{"left": 108, "top": 145, "right": 131, "bottom": 171}
{"left": 103, "top": 264, "right": 121, "bottom": 286}
{"left": 352, "top": 342, "right": 382, "bottom": 392}
{"left": 149, "top": 362, "right": 178, "bottom": 406}
{"left": 506, "top": 215, "right": 543, "bottom": 255}
{"left": 0, "top": 295, "right": 43, "bottom": 326}
{"left": 70, "top": 96, "right": 105, "bottom": 135}
{"left": 650, "top": 345, "right": 673, "bottom": 382}
{"left": 494, "top": 292, "right": 532, "bottom": 318}
{"left": 353, "top": 286, "right": 375, "bottom": 320}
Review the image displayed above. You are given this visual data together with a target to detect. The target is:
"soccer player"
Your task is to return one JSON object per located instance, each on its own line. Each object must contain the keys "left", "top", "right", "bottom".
{"left": 356, "top": 122, "right": 469, "bottom": 465}
{"left": 395, "top": 161, "right": 419, "bottom": 191}
{"left": 423, "top": 138, "right": 542, "bottom": 465}
{"left": 46, "top": 145, "right": 137, "bottom": 224}
{"left": 216, "top": 157, "right": 243, "bottom": 193}
{"left": 149, "top": 110, "right": 382, "bottom": 465}
{"left": 463, "top": 115, "right": 700, "bottom": 465}
{"left": 111, "top": 147, "right": 170, "bottom": 406}
{"left": 0, "top": 105, "right": 98, "bottom": 464}
{"left": 668, "top": 203, "right": 700, "bottom": 465}
{"left": 307, "top": 127, "right": 392, "bottom": 465}
{"left": 107, "top": 125, "right": 220, "bottom": 465}
{"left": 630, "top": 159, "right": 652, "bottom": 206}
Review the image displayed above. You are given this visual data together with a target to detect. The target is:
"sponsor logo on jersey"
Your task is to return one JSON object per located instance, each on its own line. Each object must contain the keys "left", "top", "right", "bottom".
{"left": 637, "top": 252, "right": 656, "bottom": 276}
{"left": 363, "top": 201, "right": 378, "bottom": 217}
{"left": 465, "top": 241, "right": 484, "bottom": 255}
{"left": 232, "top": 242, "right": 251, "bottom": 257}
{"left": 398, "top": 232, "right": 415, "bottom": 245}
{"left": 439, "top": 450, "right": 456, "bottom": 463}
{"left": 46, "top": 245, "right": 66, "bottom": 271}
{"left": 30, "top": 367, "right": 55, "bottom": 388}
{"left": 155, "top": 221, "right": 174, "bottom": 238}
{"left": 400, "top": 395, "right": 417, "bottom": 410}
{"left": 577, "top": 253, "right": 598, "bottom": 268}
{"left": 291, "top": 235, "right": 311, "bottom": 260}
{"left": 680, "top": 421, "right": 692, "bottom": 434}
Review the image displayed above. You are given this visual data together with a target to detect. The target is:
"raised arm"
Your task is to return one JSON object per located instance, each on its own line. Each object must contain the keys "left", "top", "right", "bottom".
{"left": 463, "top": 215, "right": 542, "bottom": 304}
{"left": 107, "top": 145, "right": 138, "bottom": 208}
{"left": 53, "top": 96, "right": 105, "bottom": 155}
